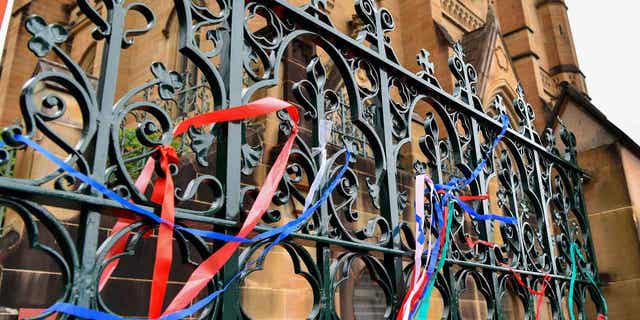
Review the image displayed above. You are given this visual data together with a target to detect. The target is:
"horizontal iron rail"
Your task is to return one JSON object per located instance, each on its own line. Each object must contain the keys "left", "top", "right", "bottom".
{"left": 265, "top": 0, "right": 587, "bottom": 176}
{"left": 0, "top": 179, "right": 591, "bottom": 284}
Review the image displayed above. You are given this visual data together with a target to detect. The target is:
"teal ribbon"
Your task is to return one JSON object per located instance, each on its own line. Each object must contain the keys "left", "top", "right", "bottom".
{"left": 416, "top": 200, "right": 454, "bottom": 318}
{"left": 569, "top": 242, "right": 608, "bottom": 320}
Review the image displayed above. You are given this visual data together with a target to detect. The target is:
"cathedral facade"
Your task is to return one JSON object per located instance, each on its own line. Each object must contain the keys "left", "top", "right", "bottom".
{"left": 0, "top": 0, "right": 639, "bottom": 319}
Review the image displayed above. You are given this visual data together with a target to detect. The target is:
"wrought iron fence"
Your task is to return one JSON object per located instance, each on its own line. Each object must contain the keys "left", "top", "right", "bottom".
{"left": 0, "top": 0, "right": 606, "bottom": 319}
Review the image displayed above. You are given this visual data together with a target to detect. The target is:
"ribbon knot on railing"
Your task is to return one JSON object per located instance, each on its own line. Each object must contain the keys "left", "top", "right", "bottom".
{"left": 154, "top": 145, "right": 179, "bottom": 167}
{"left": 398, "top": 114, "right": 519, "bottom": 320}
{"left": 3, "top": 97, "right": 358, "bottom": 320}
{"left": 1, "top": 99, "right": 609, "bottom": 320}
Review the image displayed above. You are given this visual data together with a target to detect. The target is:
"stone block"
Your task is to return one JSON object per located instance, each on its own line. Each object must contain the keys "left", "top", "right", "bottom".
{"left": 589, "top": 207, "right": 640, "bottom": 282}
{"left": 600, "top": 278, "right": 640, "bottom": 320}
{"left": 580, "top": 145, "right": 631, "bottom": 214}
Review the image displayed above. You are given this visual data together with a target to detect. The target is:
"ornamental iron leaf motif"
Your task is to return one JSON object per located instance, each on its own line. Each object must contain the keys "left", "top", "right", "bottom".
{"left": 492, "top": 94, "right": 508, "bottom": 118}
{"left": 0, "top": 0, "right": 605, "bottom": 318}
{"left": 561, "top": 125, "right": 578, "bottom": 164}
{"left": 26, "top": 16, "right": 68, "bottom": 57}
{"left": 543, "top": 127, "right": 561, "bottom": 156}
{"left": 416, "top": 48, "right": 440, "bottom": 87}
{"left": 241, "top": 143, "right": 263, "bottom": 176}
{"left": 514, "top": 84, "right": 539, "bottom": 141}
{"left": 151, "top": 62, "right": 184, "bottom": 101}
{"left": 354, "top": 0, "right": 399, "bottom": 62}
{"left": 449, "top": 42, "right": 482, "bottom": 110}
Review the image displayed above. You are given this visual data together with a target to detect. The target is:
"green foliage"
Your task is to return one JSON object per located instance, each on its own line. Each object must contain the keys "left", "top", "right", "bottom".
{"left": 121, "top": 127, "right": 145, "bottom": 178}
{"left": 0, "top": 138, "right": 15, "bottom": 230}
{"left": 120, "top": 126, "right": 184, "bottom": 179}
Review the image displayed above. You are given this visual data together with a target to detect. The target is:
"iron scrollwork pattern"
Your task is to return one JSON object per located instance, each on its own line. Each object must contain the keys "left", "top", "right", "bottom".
{"left": 0, "top": 0, "right": 605, "bottom": 319}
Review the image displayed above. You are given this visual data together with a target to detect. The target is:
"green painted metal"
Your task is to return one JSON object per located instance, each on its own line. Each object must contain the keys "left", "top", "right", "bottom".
{"left": 0, "top": 0, "right": 606, "bottom": 319}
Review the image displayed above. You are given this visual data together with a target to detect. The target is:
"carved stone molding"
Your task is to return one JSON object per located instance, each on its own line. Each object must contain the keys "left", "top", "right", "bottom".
{"left": 441, "top": 0, "right": 484, "bottom": 32}
{"left": 540, "top": 67, "right": 558, "bottom": 96}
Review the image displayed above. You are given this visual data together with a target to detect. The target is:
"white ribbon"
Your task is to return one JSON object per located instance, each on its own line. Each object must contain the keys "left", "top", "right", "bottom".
{"left": 303, "top": 120, "right": 333, "bottom": 211}
{"left": 400, "top": 175, "right": 435, "bottom": 320}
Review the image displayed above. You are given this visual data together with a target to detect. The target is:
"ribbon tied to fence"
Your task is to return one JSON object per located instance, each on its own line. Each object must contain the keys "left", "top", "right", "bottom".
{"left": 0, "top": 100, "right": 609, "bottom": 320}
{"left": 2, "top": 97, "right": 353, "bottom": 319}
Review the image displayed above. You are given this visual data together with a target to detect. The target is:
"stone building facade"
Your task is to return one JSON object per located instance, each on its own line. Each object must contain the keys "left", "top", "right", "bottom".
{"left": 0, "top": 0, "right": 638, "bottom": 319}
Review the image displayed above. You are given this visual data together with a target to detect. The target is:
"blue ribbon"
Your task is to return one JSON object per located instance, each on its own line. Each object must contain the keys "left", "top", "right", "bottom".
{"left": 14, "top": 132, "right": 350, "bottom": 320}
{"left": 415, "top": 215, "right": 425, "bottom": 245}
{"left": 16, "top": 134, "right": 347, "bottom": 244}
{"left": 408, "top": 114, "right": 515, "bottom": 318}
{"left": 252, "top": 150, "right": 350, "bottom": 261}
{"left": 43, "top": 269, "right": 246, "bottom": 320}
{"left": 428, "top": 115, "right": 516, "bottom": 225}
{"left": 456, "top": 198, "right": 517, "bottom": 224}
{"left": 14, "top": 134, "right": 251, "bottom": 243}
{"left": 11, "top": 115, "right": 510, "bottom": 319}
{"left": 407, "top": 190, "right": 445, "bottom": 320}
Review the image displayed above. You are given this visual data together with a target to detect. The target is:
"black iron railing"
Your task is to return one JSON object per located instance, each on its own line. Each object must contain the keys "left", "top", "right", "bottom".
{"left": 0, "top": 1, "right": 605, "bottom": 319}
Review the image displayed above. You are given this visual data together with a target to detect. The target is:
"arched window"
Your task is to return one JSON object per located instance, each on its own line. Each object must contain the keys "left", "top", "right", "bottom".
{"left": 486, "top": 87, "right": 519, "bottom": 128}
{"left": 78, "top": 43, "right": 97, "bottom": 76}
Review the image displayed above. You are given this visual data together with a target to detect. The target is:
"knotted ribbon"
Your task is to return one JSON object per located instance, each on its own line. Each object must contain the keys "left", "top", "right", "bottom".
{"left": 11, "top": 98, "right": 302, "bottom": 317}
{"left": 77, "top": 100, "right": 346, "bottom": 319}
{"left": 157, "top": 146, "right": 351, "bottom": 320}
{"left": 506, "top": 265, "right": 551, "bottom": 320}
{"left": 396, "top": 175, "right": 434, "bottom": 320}
{"left": 404, "top": 114, "right": 517, "bottom": 318}
{"left": 103, "top": 97, "right": 301, "bottom": 317}
{"left": 568, "top": 242, "right": 608, "bottom": 320}
{"left": 160, "top": 98, "right": 300, "bottom": 315}
{"left": 146, "top": 145, "right": 180, "bottom": 318}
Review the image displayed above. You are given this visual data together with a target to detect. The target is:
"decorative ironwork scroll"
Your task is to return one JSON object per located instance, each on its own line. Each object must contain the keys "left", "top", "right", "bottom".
{"left": 0, "top": 0, "right": 605, "bottom": 319}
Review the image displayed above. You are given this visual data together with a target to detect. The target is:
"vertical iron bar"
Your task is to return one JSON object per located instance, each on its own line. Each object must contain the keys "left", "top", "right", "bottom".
{"left": 469, "top": 116, "right": 502, "bottom": 320}
{"left": 574, "top": 171, "right": 599, "bottom": 280}
{"left": 532, "top": 151, "right": 563, "bottom": 320}
{"left": 75, "top": 3, "right": 126, "bottom": 307}
{"left": 372, "top": 8, "right": 403, "bottom": 313}
{"left": 533, "top": 153, "right": 559, "bottom": 274}
{"left": 314, "top": 93, "right": 333, "bottom": 316}
{"left": 445, "top": 267, "right": 459, "bottom": 320}
{"left": 379, "top": 70, "right": 403, "bottom": 317}
{"left": 218, "top": 1, "right": 245, "bottom": 318}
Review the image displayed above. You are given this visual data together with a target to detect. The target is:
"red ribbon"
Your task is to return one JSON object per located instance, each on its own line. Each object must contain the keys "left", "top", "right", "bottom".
{"left": 98, "top": 147, "right": 178, "bottom": 319}
{"left": 163, "top": 98, "right": 298, "bottom": 315}
{"left": 99, "top": 158, "right": 155, "bottom": 291}
{"left": 99, "top": 98, "right": 299, "bottom": 316}
{"left": 18, "top": 309, "right": 56, "bottom": 320}
{"left": 503, "top": 264, "right": 551, "bottom": 320}
{"left": 464, "top": 237, "right": 552, "bottom": 320}
{"left": 465, "top": 236, "right": 498, "bottom": 249}
{"left": 0, "top": 1, "right": 7, "bottom": 32}
{"left": 457, "top": 194, "right": 490, "bottom": 201}
{"left": 147, "top": 146, "right": 179, "bottom": 318}
{"left": 398, "top": 271, "right": 427, "bottom": 320}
